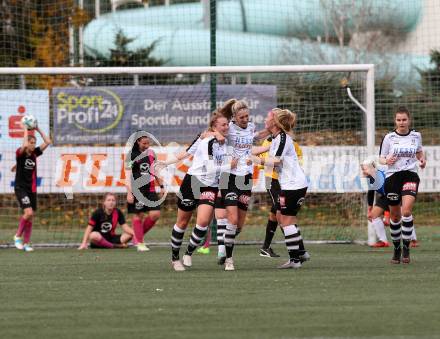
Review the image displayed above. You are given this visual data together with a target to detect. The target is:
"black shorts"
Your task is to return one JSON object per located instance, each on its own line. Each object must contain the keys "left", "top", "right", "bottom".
{"left": 15, "top": 189, "right": 37, "bottom": 211}
{"left": 90, "top": 234, "right": 122, "bottom": 248}
{"left": 266, "top": 177, "right": 281, "bottom": 214}
{"left": 384, "top": 171, "right": 420, "bottom": 206}
{"left": 177, "top": 174, "right": 218, "bottom": 212}
{"left": 278, "top": 187, "right": 307, "bottom": 216}
{"left": 220, "top": 173, "right": 253, "bottom": 211}
{"left": 214, "top": 191, "right": 225, "bottom": 209}
{"left": 127, "top": 191, "right": 161, "bottom": 213}
{"left": 374, "top": 193, "right": 389, "bottom": 211}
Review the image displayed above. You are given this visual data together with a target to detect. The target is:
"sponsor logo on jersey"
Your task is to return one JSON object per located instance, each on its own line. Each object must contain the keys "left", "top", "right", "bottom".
{"left": 225, "top": 192, "right": 238, "bottom": 201}
{"left": 387, "top": 193, "right": 399, "bottom": 201}
{"left": 24, "top": 159, "right": 35, "bottom": 170}
{"left": 200, "top": 191, "right": 216, "bottom": 201}
{"left": 180, "top": 199, "right": 195, "bottom": 207}
{"left": 238, "top": 194, "right": 250, "bottom": 206}
{"left": 402, "top": 182, "right": 417, "bottom": 192}
{"left": 139, "top": 162, "right": 153, "bottom": 176}
{"left": 101, "top": 222, "right": 112, "bottom": 233}
{"left": 21, "top": 196, "right": 30, "bottom": 204}
{"left": 135, "top": 201, "right": 144, "bottom": 209}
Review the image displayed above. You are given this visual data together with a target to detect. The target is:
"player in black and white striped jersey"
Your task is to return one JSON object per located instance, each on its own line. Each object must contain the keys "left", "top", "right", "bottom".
{"left": 379, "top": 106, "right": 426, "bottom": 264}
{"left": 251, "top": 108, "right": 308, "bottom": 269}
{"left": 216, "top": 99, "right": 270, "bottom": 269}
{"left": 162, "top": 114, "right": 235, "bottom": 271}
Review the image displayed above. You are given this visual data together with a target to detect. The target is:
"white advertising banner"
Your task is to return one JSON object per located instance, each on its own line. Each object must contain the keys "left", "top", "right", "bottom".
{"left": 0, "top": 90, "right": 50, "bottom": 148}
{"left": 1, "top": 145, "right": 439, "bottom": 194}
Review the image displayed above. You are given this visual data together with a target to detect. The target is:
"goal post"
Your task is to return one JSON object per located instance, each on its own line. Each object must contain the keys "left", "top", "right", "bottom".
{"left": 0, "top": 64, "right": 375, "bottom": 247}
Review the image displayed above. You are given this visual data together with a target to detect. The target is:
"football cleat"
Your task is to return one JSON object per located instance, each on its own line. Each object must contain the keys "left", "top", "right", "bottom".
{"left": 171, "top": 260, "right": 186, "bottom": 272}
{"left": 390, "top": 247, "right": 401, "bottom": 264}
{"left": 182, "top": 254, "right": 192, "bottom": 267}
{"left": 278, "top": 260, "right": 302, "bottom": 269}
{"left": 23, "top": 243, "right": 34, "bottom": 252}
{"left": 14, "top": 235, "right": 24, "bottom": 250}
{"left": 402, "top": 246, "right": 411, "bottom": 264}
{"left": 372, "top": 241, "right": 390, "bottom": 248}
{"left": 136, "top": 243, "right": 150, "bottom": 252}
{"left": 260, "top": 247, "right": 280, "bottom": 258}
{"left": 299, "top": 251, "right": 311, "bottom": 263}
{"left": 224, "top": 257, "right": 235, "bottom": 271}
{"left": 410, "top": 240, "right": 419, "bottom": 248}
{"left": 197, "top": 247, "right": 210, "bottom": 255}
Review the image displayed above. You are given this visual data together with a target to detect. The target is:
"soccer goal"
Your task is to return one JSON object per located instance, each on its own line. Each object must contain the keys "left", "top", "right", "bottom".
{"left": 0, "top": 65, "right": 375, "bottom": 247}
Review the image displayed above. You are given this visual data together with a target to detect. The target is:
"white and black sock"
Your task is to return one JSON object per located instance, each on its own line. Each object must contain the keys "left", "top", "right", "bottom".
{"left": 185, "top": 224, "right": 208, "bottom": 256}
{"left": 225, "top": 223, "right": 237, "bottom": 258}
{"left": 402, "top": 215, "right": 414, "bottom": 249}
{"left": 171, "top": 224, "right": 185, "bottom": 261}
{"left": 390, "top": 219, "right": 402, "bottom": 249}
{"left": 283, "top": 224, "right": 301, "bottom": 263}
{"left": 216, "top": 218, "right": 227, "bottom": 257}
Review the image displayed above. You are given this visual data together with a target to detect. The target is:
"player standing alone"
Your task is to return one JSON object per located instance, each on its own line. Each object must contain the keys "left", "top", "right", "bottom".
{"left": 13, "top": 122, "right": 51, "bottom": 251}
{"left": 126, "top": 132, "right": 164, "bottom": 252}
{"left": 379, "top": 106, "right": 426, "bottom": 264}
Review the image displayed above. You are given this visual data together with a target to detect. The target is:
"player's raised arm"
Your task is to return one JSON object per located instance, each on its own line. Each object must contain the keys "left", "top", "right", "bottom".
{"left": 18, "top": 122, "right": 29, "bottom": 156}
{"left": 35, "top": 125, "right": 52, "bottom": 152}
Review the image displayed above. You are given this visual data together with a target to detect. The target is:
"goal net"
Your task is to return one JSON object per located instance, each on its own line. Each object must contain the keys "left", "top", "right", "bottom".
{"left": 0, "top": 65, "right": 377, "bottom": 247}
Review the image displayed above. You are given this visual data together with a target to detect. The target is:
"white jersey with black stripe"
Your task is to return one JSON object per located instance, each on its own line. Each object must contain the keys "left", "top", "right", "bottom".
{"left": 379, "top": 129, "right": 423, "bottom": 178}
{"left": 269, "top": 132, "right": 308, "bottom": 190}
{"left": 226, "top": 121, "right": 256, "bottom": 176}
{"left": 186, "top": 134, "right": 202, "bottom": 155}
{"left": 187, "top": 137, "right": 229, "bottom": 187}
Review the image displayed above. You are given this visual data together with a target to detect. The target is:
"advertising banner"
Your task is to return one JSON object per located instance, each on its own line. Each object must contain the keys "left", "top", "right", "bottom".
{"left": 2, "top": 145, "right": 439, "bottom": 194}
{"left": 0, "top": 90, "right": 50, "bottom": 148}
{"left": 53, "top": 85, "right": 277, "bottom": 145}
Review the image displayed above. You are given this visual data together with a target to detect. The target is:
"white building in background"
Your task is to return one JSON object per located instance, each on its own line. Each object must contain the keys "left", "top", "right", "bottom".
{"left": 395, "top": 0, "right": 440, "bottom": 55}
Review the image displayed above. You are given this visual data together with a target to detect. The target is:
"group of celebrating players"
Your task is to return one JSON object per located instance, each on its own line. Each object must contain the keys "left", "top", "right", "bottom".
{"left": 12, "top": 101, "right": 426, "bottom": 269}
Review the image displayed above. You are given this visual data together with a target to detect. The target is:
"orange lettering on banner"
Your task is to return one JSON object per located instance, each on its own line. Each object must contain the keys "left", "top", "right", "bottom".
{"left": 116, "top": 153, "right": 127, "bottom": 187}
{"left": 56, "top": 154, "right": 87, "bottom": 187}
{"left": 87, "top": 154, "right": 113, "bottom": 187}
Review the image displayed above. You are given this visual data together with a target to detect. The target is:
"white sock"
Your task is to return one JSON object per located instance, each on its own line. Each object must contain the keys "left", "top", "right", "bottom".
{"left": 372, "top": 217, "right": 387, "bottom": 242}
{"left": 411, "top": 227, "right": 417, "bottom": 241}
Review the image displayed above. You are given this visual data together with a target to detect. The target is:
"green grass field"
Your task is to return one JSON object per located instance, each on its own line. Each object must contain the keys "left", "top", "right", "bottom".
{"left": 1, "top": 243, "right": 440, "bottom": 339}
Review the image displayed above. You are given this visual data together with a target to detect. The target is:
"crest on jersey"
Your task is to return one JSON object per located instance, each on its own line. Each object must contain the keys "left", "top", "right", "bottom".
{"left": 24, "top": 159, "right": 35, "bottom": 169}
{"left": 101, "top": 222, "right": 112, "bottom": 233}
{"left": 139, "top": 162, "right": 150, "bottom": 173}
{"left": 180, "top": 199, "right": 195, "bottom": 207}
{"left": 297, "top": 197, "right": 305, "bottom": 206}
{"left": 387, "top": 193, "right": 399, "bottom": 201}
{"left": 135, "top": 201, "right": 144, "bottom": 209}
{"left": 21, "top": 196, "right": 30, "bottom": 204}
{"left": 225, "top": 192, "right": 238, "bottom": 201}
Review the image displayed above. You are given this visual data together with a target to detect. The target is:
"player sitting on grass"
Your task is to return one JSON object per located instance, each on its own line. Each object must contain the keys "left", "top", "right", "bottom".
{"left": 78, "top": 193, "right": 133, "bottom": 249}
